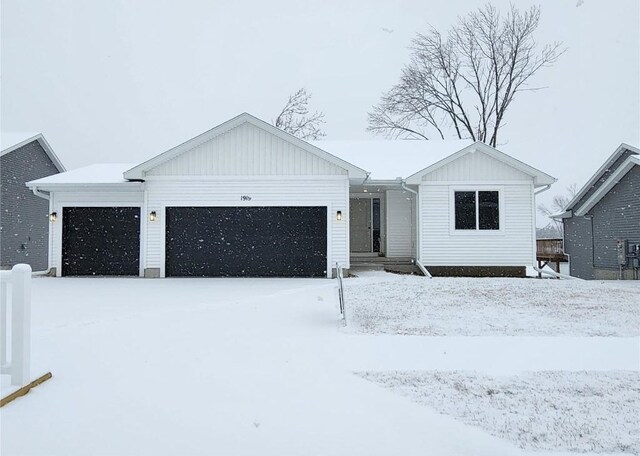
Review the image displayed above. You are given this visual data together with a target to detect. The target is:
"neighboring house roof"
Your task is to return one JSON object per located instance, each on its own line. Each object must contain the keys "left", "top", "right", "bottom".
{"left": 124, "top": 112, "right": 369, "bottom": 180}
{"left": 404, "top": 142, "right": 556, "bottom": 187}
{"left": 563, "top": 143, "right": 640, "bottom": 213}
{"left": 573, "top": 155, "right": 640, "bottom": 216}
{"left": 27, "top": 164, "right": 139, "bottom": 189}
{"left": 1, "top": 132, "right": 66, "bottom": 172}
{"left": 311, "top": 139, "right": 473, "bottom": 181}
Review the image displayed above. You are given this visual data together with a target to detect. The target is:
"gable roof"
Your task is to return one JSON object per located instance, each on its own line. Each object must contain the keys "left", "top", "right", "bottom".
{"left": 311, "top": 139, "right": 473, "bottom": 180}
{"left": 573, "top": 154, "right": 639, "bottom": 216}
{"left": 404, "top": 142, "right": 556, "bottom": 186}
{"left": 124, "top": 113, "right": 368, "bottom": 180}
{"left": 564, "top": 143, "right": 639, "bottom": 213}
{"left": 1, "top": 133, "right": 66, "bottom": 172}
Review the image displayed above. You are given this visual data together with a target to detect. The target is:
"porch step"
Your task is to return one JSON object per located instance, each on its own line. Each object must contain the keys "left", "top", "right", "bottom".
{"left": 350, "top": 256, "right": 414, "bottom": 265}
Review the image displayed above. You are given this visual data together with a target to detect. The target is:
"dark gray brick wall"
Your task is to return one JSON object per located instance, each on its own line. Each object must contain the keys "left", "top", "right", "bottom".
{"left": 0, "top": 140, "right": 60, "bottom": 270}
{"left": 592, "top": 165, "right": 640, "bottom": 270}
{"left": 563, "top": 216, "right": 594, "bottom": 279}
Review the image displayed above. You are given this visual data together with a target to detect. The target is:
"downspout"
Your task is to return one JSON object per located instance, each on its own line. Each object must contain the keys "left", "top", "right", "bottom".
{"left": 30, "top": 186, "right": 55, "bottom": 275}
{"left": 401, "top": 180, "right": 432, "bottom": 278}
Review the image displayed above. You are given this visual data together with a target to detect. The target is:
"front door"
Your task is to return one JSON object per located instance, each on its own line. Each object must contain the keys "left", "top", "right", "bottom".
{"left": 350, "top": 198, "right": 372, "bottom": 252}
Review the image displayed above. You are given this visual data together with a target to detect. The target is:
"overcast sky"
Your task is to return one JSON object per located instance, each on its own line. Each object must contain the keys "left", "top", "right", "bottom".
{"left": 2, "top": 0, "right": 639, "bottom": 224}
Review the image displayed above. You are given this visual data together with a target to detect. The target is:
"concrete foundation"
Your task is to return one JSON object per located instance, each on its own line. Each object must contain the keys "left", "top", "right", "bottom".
{"left": 594, "top": 268, "right": 639, "bottom": 280}
{"left": 144, "top": 268, "right": 161, "bottom": 278}
{"left": 426, "top": 266, "right": 526, "bottom": 278}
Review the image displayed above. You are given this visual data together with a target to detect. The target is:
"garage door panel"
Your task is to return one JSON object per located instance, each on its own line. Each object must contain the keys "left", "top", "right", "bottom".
{"left": 62, "top": 207, "right": 140, "bottom": 276}
{"left": 165, "top": 207, "right": 327, "bottom": 277}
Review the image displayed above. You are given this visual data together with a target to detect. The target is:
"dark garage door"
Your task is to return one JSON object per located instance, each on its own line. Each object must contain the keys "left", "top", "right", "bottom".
{"left": 62, "top": 207, "right": 140, "bottom": 276}
{"left": 165, "top": 206, "right": 327, "bottom": 277}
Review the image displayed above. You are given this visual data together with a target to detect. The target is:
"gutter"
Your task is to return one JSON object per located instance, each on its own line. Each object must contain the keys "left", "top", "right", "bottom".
{"left": 401, "top": 180, "right": 432, "bottom": 278}
{"left": 534, "top": 184, "right": 551, "bottom": 195}
{"left": 31, "top": 186, "right": 50, "bottom": 200}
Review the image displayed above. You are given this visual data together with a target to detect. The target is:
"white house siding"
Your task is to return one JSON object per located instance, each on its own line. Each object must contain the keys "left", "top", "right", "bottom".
{"left": 422, "top": 150, "right": 531, "bottom": 182}
{"left": 143, "top": 177, "right": 349, "bottom": 277}
{"left": 385, "top": 189, "right": 415, "bottom": 257}
{"left": 419, "top": 182, "right": 535, "bottom": 266}
{"left": 49, "top": 189, "right": 144, "bottom": 276}
{"left": 147, "top": 122, "right": 347, "bottom": 177}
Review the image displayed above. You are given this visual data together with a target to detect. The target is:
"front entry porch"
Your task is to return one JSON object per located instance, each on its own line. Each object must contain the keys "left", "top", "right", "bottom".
{"left": 348, "top": 185, "right": 418, "bottom": 274}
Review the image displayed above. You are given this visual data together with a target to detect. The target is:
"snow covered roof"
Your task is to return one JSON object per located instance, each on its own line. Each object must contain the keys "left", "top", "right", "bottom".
{"left": 1, "top": 132, "right": 66, "bottom": 172}
{"left": 311, "top": 139, "right": 472, "bottom": 180}
{"left": 26, "top": 163, "right": 138, "bottom": 188}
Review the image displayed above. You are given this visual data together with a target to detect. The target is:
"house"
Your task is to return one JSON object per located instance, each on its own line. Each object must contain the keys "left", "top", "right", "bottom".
{"left": 556, "top": 143, "right": 639, "bottom": 279}
{"left": 1, "top": 133, "right": 66, "bottom": 271}
{"left": 25, "top": 113, "right": 555, "bottom": 278}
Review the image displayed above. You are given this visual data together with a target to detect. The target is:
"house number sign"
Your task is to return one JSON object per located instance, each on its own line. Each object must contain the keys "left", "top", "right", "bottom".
{"left": 241, "top": 195, "right": 252, "bottom": 201}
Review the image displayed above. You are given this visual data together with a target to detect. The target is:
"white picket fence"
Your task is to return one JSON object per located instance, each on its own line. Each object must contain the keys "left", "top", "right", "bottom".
{"left": 1, "top": 264, "right": 32, "bottom": 386}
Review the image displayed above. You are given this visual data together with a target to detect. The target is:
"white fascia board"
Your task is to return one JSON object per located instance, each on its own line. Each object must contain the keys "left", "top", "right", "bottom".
{"left": 1, "top": 133, "right": 66, "bottom": 172}
{"left": 564, "top": 143, "right": 639, "bottom": 212}
{"left": 574, "top": 155, "right": 639, "bottom": 216}
{"left": 124, "top": 113, "right": 369, "bottom": 180}
{"left": 25, "top": 182, "right": 144, "bottom": 193}
{"left": 404, "top": 142, "right": 556, "bottom": 186}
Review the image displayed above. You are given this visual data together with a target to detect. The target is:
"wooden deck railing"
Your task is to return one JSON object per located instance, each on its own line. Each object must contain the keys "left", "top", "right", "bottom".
{"left": 536, "top": 238, "right": 566, "bottom": 260}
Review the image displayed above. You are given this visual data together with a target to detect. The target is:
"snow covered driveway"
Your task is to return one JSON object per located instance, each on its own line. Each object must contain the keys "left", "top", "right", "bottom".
{"left": 344, "top": 272, "right": 640, "bottom": 336}
{"left": 1, "top": 276, "right": 639, "bottom": 455}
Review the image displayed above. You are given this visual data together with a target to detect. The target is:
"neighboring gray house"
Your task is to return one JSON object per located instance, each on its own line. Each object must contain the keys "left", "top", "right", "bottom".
{"left": 557, "top": 143, "right": 639, "bottom": 279}
{"left": 1, "top": 134, "right": 65, "bottom": 270}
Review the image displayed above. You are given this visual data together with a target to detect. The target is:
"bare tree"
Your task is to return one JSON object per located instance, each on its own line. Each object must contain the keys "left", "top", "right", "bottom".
{"left": 274, "top": 88, "right": 326, "bottom": 140}
{"left": 538, "top": 183, "right": 578, "bottom": 236}
{"left": 368, "top": 4, "right": 564, "bottom": 145}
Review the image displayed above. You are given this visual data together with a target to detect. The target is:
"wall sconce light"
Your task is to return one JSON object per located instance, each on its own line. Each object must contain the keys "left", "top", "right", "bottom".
{"left": 49, "top": 212, "right": 57, "bottom": 222}
{"left": 336, "top": 211, "right": 342, "bottom": 221}
{"left": 149, "top": 211, "right": 157, "bottom": 222}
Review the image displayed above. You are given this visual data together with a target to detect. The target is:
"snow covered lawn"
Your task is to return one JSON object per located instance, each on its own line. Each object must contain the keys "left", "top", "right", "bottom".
{"left": 1, "top": 276, "right": 639, "bottom": 455}
{"left": 358, "top": 370, "right": 640, "bottom": 454}
{"left": 344, "top": 272, "right": 640, "bottom": 336}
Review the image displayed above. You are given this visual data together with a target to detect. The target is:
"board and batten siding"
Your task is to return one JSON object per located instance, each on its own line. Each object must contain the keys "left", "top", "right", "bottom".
{"left": 144, "top": 177, "right": 349, "bottom": 277}
{"left": 591, "top": 165, "right": 640, "bottom": 270}
{"left": 147, "top": 122, "right": 347, "bottom": 177}
{"left": 49, "top": 190, "right": 144, "bottom": 276}
{"left": 385, "top": 189, "right": 415, "bottom": 257}
{"left": 417, "top": 151, "right": 536, "bottom": 266}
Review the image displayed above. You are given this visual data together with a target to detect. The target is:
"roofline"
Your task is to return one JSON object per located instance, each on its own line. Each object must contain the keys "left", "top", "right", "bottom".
{"left": 25, "top": 182, "right": 144, "bottom": 192}
{"left": 123, "top": 113, "right": 369, "bottom": 180}
{"left": 1, "top": 133, "right": 66, "bottom": 172}
{"left": 404, "top": 141, "right": 557, "bottom": 186}
{"left": 574, "top": 155, "right": 639, "bottom": 216}
{"left": 564, "top": 143, "right": 639, "bottom": 212}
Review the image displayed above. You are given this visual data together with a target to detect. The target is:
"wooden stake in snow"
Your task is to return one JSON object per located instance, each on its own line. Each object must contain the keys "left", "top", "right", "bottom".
{"left": 0, "top": 372, "right": 52, "bottom": 407}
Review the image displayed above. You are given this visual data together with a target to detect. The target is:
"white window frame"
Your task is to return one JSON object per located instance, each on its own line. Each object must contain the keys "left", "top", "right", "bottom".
{"left": 449, "top": 186, "right": 504, "bottom": 235}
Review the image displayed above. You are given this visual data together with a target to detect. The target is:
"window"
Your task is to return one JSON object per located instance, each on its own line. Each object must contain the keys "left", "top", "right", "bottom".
{"left": 454, "top": 190, "right": 500, "bottom": 231}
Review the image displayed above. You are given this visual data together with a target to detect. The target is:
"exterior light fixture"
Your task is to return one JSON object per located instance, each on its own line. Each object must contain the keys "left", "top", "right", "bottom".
{"left": 336, "top": 211, "right": 342, "bottom": 221}
{"left": 49, "top": 212, "right": 57, "bottom": 222}
{"left": 149, "top": 211, "right": 157, "bottom": 222}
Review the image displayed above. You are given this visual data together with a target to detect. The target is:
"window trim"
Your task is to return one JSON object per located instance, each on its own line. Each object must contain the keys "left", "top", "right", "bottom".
{"left": 449, "top": 186, "right": 504, "bottom": 235}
